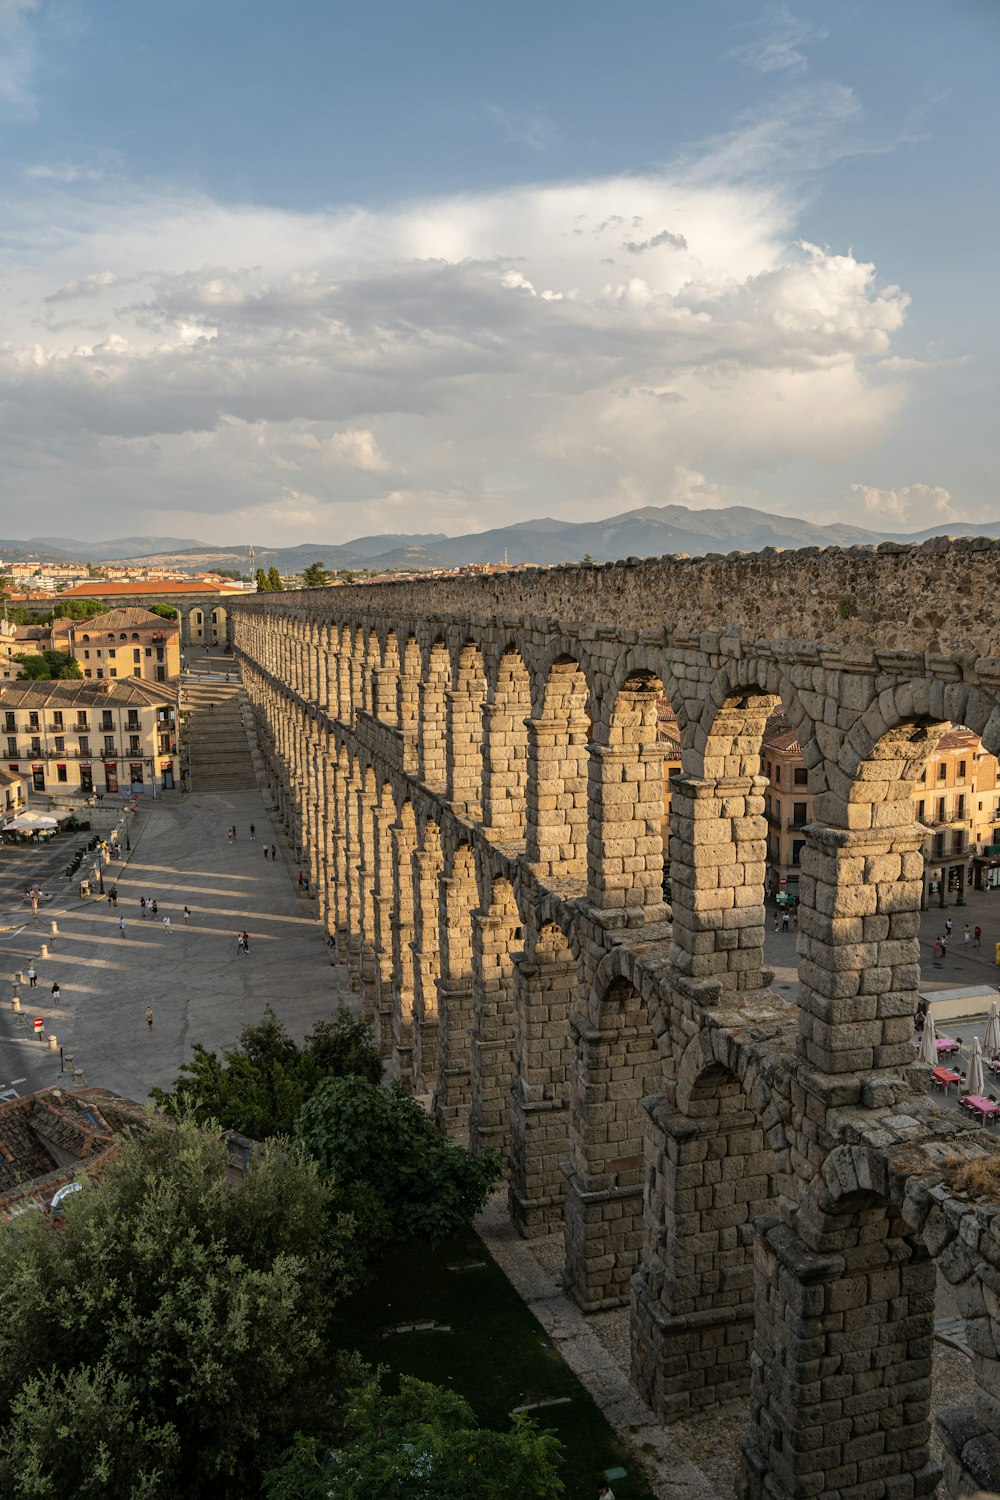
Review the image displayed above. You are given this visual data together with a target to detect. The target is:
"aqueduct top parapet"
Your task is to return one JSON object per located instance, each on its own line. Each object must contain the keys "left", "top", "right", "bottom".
{"left": 278, "top": 535, "right": 1000, "bottom": 662}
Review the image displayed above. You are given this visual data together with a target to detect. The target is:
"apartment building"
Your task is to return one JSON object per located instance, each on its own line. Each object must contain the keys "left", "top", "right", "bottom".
{"left": 67, "top": 607, "right": 181, "bottom": 684}
{"left": 762, "top": 715, "right": 1000, "bottom": 905}
{"left": 0, "top": 679, "right": 179, "bottom": 797}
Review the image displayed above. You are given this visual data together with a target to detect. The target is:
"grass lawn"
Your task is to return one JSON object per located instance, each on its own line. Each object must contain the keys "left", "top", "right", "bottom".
{"left": 330, "top": 1224, "right": 660, "bottom": 1500}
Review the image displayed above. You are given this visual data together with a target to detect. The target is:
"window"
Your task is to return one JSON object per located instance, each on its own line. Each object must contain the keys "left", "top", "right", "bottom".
{"left": 101, "top": 712, "right": 114, "bottom": 731}
{"left": 793, "top": 767, "right": 808, "bottom": 787}
{"left": 765, "top": 760, "right": 771, "bottom": 779}
{"left": 110, "top": 668, "right": 118, "bottom": 678}
{"left": 3, "top": 713, "right": 13, "bottom": 733}
{"left": 145, "top": 647, "right": 152, "bottom": 657}
{"left": 156, "top": 647, "right": 164, "bottom": 662}
{"left": 131, "top": 633, "right": 139, "bottom": 641}
{"left": 57, "top": 764, "right": 67, "bottom": 783}
{"left": 792, "top": 839, "right": 805, "bottom": 865}
{"left": 959, "top": 760, "right": 967, "bottom": 779}
{"left": 793, "top": 801, "right": 808, "bottom": 826}
{"left": 937, "top": 763, "right": 947, "bottom": 781}
{"left": 54, "top": 736, "right": 64, "bottom": 753}
{"left": 30, "top": 737, "right": 40, "bottom": 756}
{"left": 76, "top": 713, "right": 88, "bottom": 729}
{"left": 129, "top": 735, "right": 141, "bottom": 755}
{"left": 5, "top": 738, "right": 15, "bottom": 758}
{"left": 32, "top": 767, "right": 45, "bottom": 792}
{"left": 28, "top": 711, "right": 38, "bottom": 730}
{"left": 119, "top": 633, "right": 127, "bottom": 642}
{"left": 52, "top": 711, "right": 63, "bottom": 729}
{"left": 107, "top": 633, "right": 115, "bottom": 642}
{"left": 133, "top": 649, "right": 141, "bottom": 663}
{"left": 918, "top": 799, "right": 925, "bottom": 820}
{"left": 156, "top": 666, "right": 166, "bottom": 682}
{"left": 134, "top": 668, "right": 142, "bottom": 678}
{"left": 96, "top": 649, "right": 102, "bottom": 659}
{"left": 937, "top": 798, "right": 946, "bottom": 822}
{"left": 81, "top": 634, "right": 89, "bottom": 642}
{"left": 80, "top": 764, "right": 93, "bottom": 793}
{"left": 127, "top": 711, "right": 140, "bottom": 730}
{"left": 773, "top": 765, "right": 781, "bottom": 787}
{"left": 933, "top": 833, "right": 945, "bottom": 857}
{"left": 79, "top": 736, "right": 90, "bottom": 755}
{"left": 130, "top": 762, "right": 144, "bottom": 784}
{"left": 103, "top": 735, "right": 115, "bottom": 756}
{"left": 109, "top": 649, "right": 116, "bottom": 659}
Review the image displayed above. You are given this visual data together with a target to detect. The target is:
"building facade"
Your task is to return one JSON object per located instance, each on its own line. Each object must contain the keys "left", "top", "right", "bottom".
{"left": 0, "top": 679, "right": 179, "bottom": 797}
{"left": 67, "top": 607, "right": 181, "bottom": 684}
{"left": 56, "top": 580, "right": 244, "bottom": 648}
{"left": 764, "top": 714, "right": 1000, "bottom": 904}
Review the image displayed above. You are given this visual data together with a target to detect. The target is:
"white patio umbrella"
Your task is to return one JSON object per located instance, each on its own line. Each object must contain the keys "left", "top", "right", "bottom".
{"left": 985, "top": 1001, "right": 1000, "bottom": 1058}
{"left": 918, "top": 1012, "right": 938, "bottom": 1067}
{"left": 965, "top": 1036, "right": 985, "bottom": 1098}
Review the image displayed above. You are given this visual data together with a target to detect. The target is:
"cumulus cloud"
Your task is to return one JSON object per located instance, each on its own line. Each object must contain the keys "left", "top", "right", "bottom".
{"left": 0, "top": 128, "right": 921, "bottom": 540}
{"left": 846, "top": 482, "right": 968, "bottom": 530}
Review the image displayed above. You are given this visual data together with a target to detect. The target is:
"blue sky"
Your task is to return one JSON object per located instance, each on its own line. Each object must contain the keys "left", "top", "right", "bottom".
{"left": 0, "top": 0, "right": 996, "bottom": 545}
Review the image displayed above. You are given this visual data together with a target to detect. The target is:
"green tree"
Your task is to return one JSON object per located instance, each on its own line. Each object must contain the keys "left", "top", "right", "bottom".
{"left": 267, "top": 566, "right": 284, "bottom": 592}
{"left": 301, "top": 562, "right": 330, "bottom": 588}
{"left": 151, "top": 1005, "right": 382, "bottom": 1141}
{"left": 255, "top": 567, "right": 271, "bottom": 592}
{"left": 14, "top": 650, "right": 82, "bottom": 680}
{"left": 295, "top": 1077, "right": 501, "bottom": 1249}
{"left": 51, "top": 598, "right": 108, "bottom": 620}
{"left": 341, "top": 570, "right": 357, "bottom": 585}
{"left": 148, "top": 603, "right": 178, "bottom": 620}
{"left": 0, "top": 1118, "right": 356, "bottom": 1500}
{"left": 264, "top": 1376, "right": 565, "bottom": 1500}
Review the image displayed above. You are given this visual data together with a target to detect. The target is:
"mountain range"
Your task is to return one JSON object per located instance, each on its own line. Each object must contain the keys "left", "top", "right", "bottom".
{"left": 1, "top": 506, "right": 998, "bottom": 573}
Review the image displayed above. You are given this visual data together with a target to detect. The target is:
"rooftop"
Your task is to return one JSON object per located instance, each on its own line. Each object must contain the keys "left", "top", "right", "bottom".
{"left": 0, "top": 678, "right": 177, "bottom": 710}
{"left": 72, "top": 606, "right": 179, "bottom": 631}
{"left": 0, "top": 1087, "right": 147, "bottom": 1218}
{"left": 60, "top": 580, "right": 244, "bottom": 598}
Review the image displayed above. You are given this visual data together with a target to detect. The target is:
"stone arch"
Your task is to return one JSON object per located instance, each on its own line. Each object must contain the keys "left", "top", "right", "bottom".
{"left": 633, "top": 1026, "right": 784, "bottom": 1421}
{"left": 563, "top": 964, "right": 662, "bottom": 1312}
{"left": 418, "top": 638, "right": 451, "bottom": 791}
{"left": 435, "top": 840, "right": 479, "bottom": 1137}
{"left": 483, "top": 645, "right": 530, "bottom": 841}
{"left": 209, "top": 604, "right": 227, "bottom": 645}
{"left": 588, "top": 666, "right": 667, "bottom": 912}
{"left": 447, "top": 640, "right": 487, "bottom": 817}
{"left": 469, "top": 873, "right": 523, "bottom": 1161}
{"left": 399, "top": 634, "right": 422, "bottom": 743}
{"left": 370, "top": 778, "right": 400, "bottom": 1055}
{"left": 389, "top": 798, "right": 419, "bottom": 1085}
{"left": 412, "top": 817, "right": 445, "bottom": 1096}
{"left": 373, "top": 630, "right": 401, "bottom": 726}
{"left": 526, "top": 655, "right": 592, "bottom": 881}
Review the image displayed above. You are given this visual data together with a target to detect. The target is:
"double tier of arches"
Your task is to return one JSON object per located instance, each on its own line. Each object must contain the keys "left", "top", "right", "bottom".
{"left": 234, "top": 598, "right": 1000, "bottom": 1500}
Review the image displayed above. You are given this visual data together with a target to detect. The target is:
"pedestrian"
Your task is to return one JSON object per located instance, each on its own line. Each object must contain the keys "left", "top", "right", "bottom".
{"left": 162, "top": 915, "right": 172, "bottom": 934}
{"left": 51, "top": 982, "right": 60, "bottom": 1004}
{"left": 781, "top": 910, "right": 789, "bottom": 933}
{"left": 27, "top": 966, "right": 37, "bottom": 988}
{"left": 934, "top": 937, "right": 942, "bottom": 959}
{"left": 31, "top": 896, "right": 38, "bottom": 924}
{"left": 228, "top": 826, "right": 234, "bottom": 844}
{"left": 250, "top": 823, "right": 256, "bottom": 840}
{"left": 773, "top": 910, "right": 779, "bottom": 932}
{"left": 298, "top": 870, "right": 304, "bottom": 889}
{"left": 231, "top": 826, "right": 237, "bottom": 842}
{"left": 146, "top": 1006, "right": 154, "bottom": 1029}
{"left": 110, "top": 887, "right": 118, "bottom": 907}
{"left": 241, "top": 929, "right": 250, "bottom": 954}
{"left": 941, "top": 936, "right": 948, "bottom": 959}
{"left": 946, "top": 917, "right": 953, "bottom": 938}
{"left": 975, "top": 925, "right": 982, "bottom": 948}
{"left": 263, "top": 843, "right": 269, "bottom": 858}
{"left": 151, "top": 900, "right": 158, "bottom": 919}
{"left": 140, "top": 896, "right": 147, "bottom": 919}
{"left": 236, "top": 933, "right": 246, "bottom": 955}
{"left": 964, "top": 923, "right": 971, "bottom": 945}
{"left": 271, "top": 844, "right": 276, "bottom": 861}
{"left": 119, "top": 916, "right": 126, "bottom": 936}
{"left": 183, "top": 905, "right": 191, "bottom": 924}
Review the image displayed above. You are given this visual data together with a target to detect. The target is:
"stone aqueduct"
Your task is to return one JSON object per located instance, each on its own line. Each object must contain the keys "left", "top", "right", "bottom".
{"left": 233, "top": 536, "right": 1000, "bottom": 1500}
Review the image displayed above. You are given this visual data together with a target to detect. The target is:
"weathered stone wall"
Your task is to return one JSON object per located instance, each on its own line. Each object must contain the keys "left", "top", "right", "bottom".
{"left": 232, "top": 539, "right": 1000, "bottom": 1500}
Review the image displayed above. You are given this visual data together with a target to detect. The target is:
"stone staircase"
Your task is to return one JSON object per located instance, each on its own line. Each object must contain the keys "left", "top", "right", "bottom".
{"left": 182, "top": 675, "right": 258, "bottom": 792}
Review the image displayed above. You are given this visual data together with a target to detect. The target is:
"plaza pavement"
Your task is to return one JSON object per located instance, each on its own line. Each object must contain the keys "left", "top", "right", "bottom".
{"left": 0, "top": 782, "right": 353, "bottom": 1106}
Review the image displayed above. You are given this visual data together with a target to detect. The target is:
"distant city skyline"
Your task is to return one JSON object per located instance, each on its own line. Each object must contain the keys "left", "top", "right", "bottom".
{"left": 0, "top": 0, "right": 996, "bottom": 545}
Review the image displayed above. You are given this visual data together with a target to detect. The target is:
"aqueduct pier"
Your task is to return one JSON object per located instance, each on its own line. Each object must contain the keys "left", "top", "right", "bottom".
{"left": 233, "top": 535, "right": 1000, "bottom": 1500}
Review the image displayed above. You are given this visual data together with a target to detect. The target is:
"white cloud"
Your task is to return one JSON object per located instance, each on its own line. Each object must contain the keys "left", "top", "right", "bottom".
{"left": 0, "top": 109, "right": 927, "bottom": 542}
{"left": 845, "top": 482, "right": 968, "bottom": 530}
{"left": 729, "top": 6, "right": 827, "bottom": 76}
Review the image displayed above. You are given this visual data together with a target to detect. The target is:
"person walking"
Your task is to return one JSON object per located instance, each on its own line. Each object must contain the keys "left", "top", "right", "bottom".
{"left": 109, "top": 886, "right": 118, "bottom": 908}
{"left": 162, "top": 915, "right": 172, "bottom": 934}
{"left": 297, "top": 870, "right": 304, "bottom": 889}
{"left": 271, "top": 844, "right": 276, "bottom": 861}
{"left": 934, "top": 937, "right": 943, "bottom": 960}
{"left": 140, "top": 896, "right": 147, "bottom": 919}
{"left": 151, "top": 900, "right": 158, "bottom": 919}
{"left": 964, "top": 923, "right": 972, "bottom": 945}
{"left": 228, "top": 826, "right": 234, "bottom": 844}
{"left": 183, "top": 905, "right": 191, "bottom": 924}
{"left": 236, "top": 932, "right": 246, "bottom": 955}
{"left": 145, "top": 1006, "right": 154, "bottom": 1030}
{"left": 781, "top": 909, "right": 790, "bottom": 933}
{"left": 241, "top": 929, "right": 250, "bottom": 954}
{"left": 263, "top": 843, "right": 269, "bottom": 859}
{"left": 51, "top": 982, "right": 60, "bottom": 1004}
{"left": 975, "top": 924, "right": 982, "bottom": 948}
{"left": 119, "top": 915, "right": 126, "bottom": 936}
{"left": 945, "top": 917, "right": 954, "bottom": 938}
{"left": 773, "top": 910, "right": 779, "bottom": 932}
{"left": 27, "top": 965, "right": 37, "bottom": 988}
{"left": 249, "top": 823, "right": 256, "bottom": 841}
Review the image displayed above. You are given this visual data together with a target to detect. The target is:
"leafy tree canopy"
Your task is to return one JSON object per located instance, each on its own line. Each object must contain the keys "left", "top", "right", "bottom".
{"left": 300, "top": 562, "right": 330, "bottom": 588}
{"left": 151, "top": 1004, "right": 382, "bottom": 1141}
{"left": 0, "top": 1117, "right": 357, "bottom": 1500}
{"left": 212, "top": 568, "right": 248, "bottom": 580}
{"left": 51, "top": 598, "right": 109, "bottom": 620}
{"left": 295, "top": 1077, "right": 501, "bottom": 1249}
{"left": 265, "top": 1376, "right": 565, "bottom": 1500}
{"left": 255, "top": 567, "right": 272, "bottom": 593}
{"left": 148, "top": 603, "right": 178, "bottom": 620}
{"left": 267, "top": 566, "right": 284, "bottom": 592}
{"left": 15, "top": 650, "right": 82, "bottom": 680}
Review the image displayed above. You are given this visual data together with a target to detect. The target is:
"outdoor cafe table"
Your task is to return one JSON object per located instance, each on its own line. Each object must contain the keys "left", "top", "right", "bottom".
{"left": 931, "top": 1066, "right": 960, "bottom": 1093}
{"left": 936, "top": 1037, "right": 960, "bottom": 1055}
{"left": 962, "top": 1095, "right": 1000, "bottom": 1124}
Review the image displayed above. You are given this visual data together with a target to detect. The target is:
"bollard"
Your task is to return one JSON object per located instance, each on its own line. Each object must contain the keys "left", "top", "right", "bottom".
{"left": 50, "top": 920, "right": 58, "bottom": 937}
{"left": 63, "top": 1054, "right": 75, "bottom": 1076}
{"left": 48, "top": 1034, "right": 58, "bottom": 1052}
{"left": 14, "top": 970, "right": 23, "bottom": 986}
{"left": 11, "top": 996, "right": 21, "bottom": 1013}
{"left": 39, "top": 944, "right": 48, "bottom": 960}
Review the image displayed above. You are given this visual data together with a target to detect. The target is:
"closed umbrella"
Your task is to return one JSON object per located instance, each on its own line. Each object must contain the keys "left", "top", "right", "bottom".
{"left": 918, "top": 1012, "right": 938, "bottom": 1067}
{"left": 966, "top": 1037, "right": 985, "bottom": 1099}
{"left": 984, "top": 1001, "right": 1000, "bottom": 1058}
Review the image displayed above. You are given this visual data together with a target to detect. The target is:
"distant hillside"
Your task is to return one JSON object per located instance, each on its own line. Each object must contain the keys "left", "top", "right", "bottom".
{"left": 3, "top": 505, "right": 999, "bottom": 574}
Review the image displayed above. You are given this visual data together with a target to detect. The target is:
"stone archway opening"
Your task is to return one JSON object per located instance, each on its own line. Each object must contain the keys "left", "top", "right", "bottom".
{"left": 418, "top": 639, "right": 451, "bottom": 792}
{"left": 469, "top": 875, "right": 523, "bottom": 1162}
{"left": 449, "top": 641, "right": 487, "bottom": 818}
{"left": 435, "top": 842, "right": 478, "bottom": 1138}
{"left": 527, "top": 656, "right": 591, "bottom": 883}
{"left": 589, "top": 668, "right": 668, "bottom": 914}
{"left": 483, "top": 646, "right": 530, "bottom": 842}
